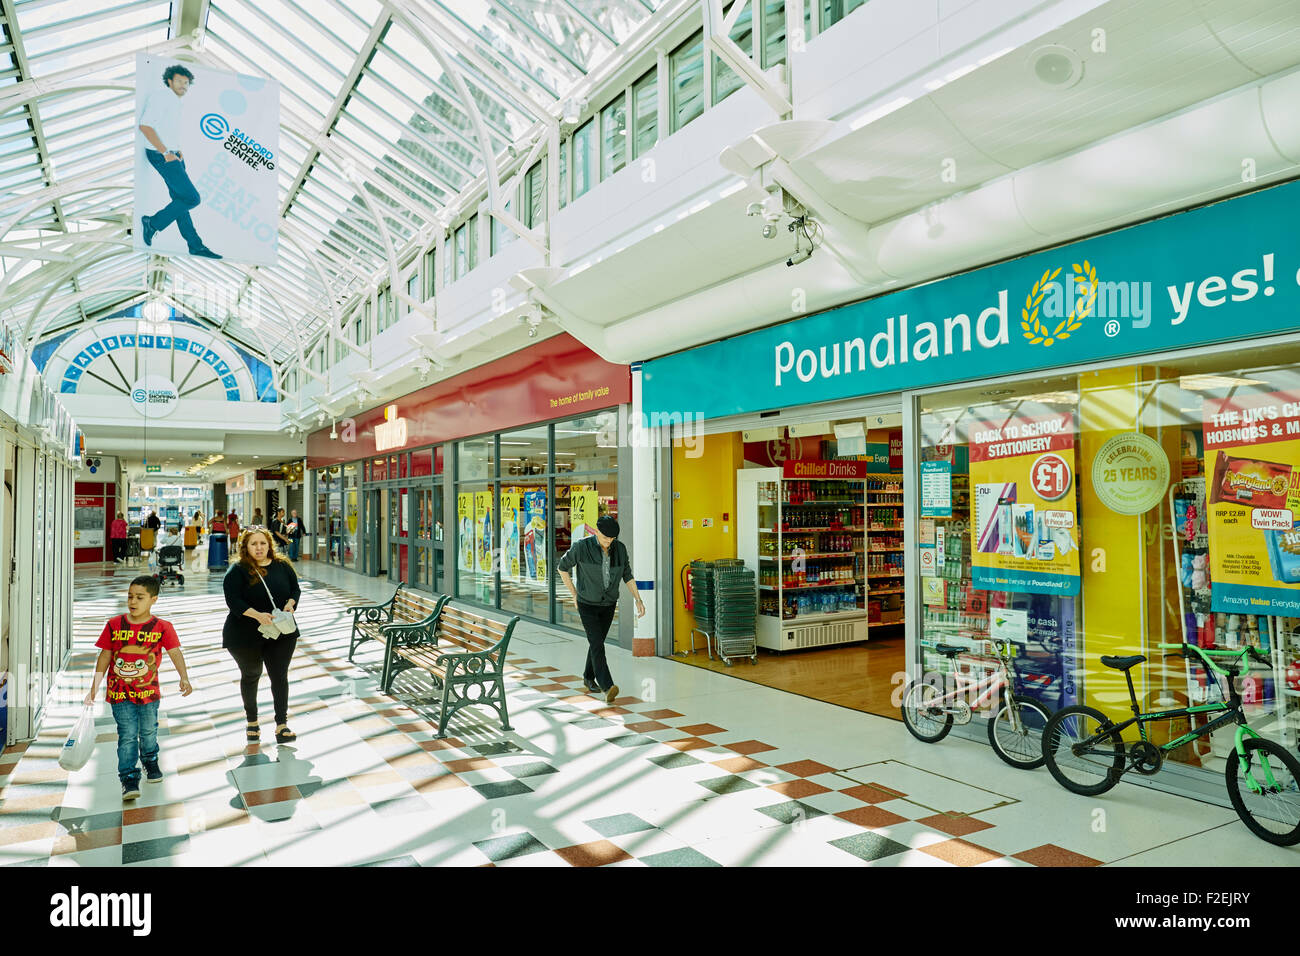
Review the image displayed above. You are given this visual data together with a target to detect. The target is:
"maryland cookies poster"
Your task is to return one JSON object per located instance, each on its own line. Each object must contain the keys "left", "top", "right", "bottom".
{"left": 969, "top": 411, "right": 1081, "bottom": 595}
{"left": 1203, "top": 390, "right": 1300, "bottom": 614}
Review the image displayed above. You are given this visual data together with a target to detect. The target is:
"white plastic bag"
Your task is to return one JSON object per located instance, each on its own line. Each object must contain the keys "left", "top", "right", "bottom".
{"left": 58, "top": 705, "right": 96, "bottom": 772}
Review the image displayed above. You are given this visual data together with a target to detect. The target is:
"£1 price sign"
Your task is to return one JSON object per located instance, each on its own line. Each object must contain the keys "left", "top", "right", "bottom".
{"left": 1031, "top": 453, "right": 1072, "bottom": 501}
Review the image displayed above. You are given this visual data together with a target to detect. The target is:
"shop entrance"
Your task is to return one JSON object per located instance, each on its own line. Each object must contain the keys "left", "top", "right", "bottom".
{"left": 670, "top": 408, "right": 907, "bottom": 718}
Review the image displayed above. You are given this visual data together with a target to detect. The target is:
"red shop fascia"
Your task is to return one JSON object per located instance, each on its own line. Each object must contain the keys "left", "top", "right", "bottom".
{"left": 305, "top": 334, "right": 631, "bottom": 468}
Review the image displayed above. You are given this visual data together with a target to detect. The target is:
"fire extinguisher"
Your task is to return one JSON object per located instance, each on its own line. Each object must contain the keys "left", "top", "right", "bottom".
{"left": 681, "top": 562, "right": 694, "bottom": 612}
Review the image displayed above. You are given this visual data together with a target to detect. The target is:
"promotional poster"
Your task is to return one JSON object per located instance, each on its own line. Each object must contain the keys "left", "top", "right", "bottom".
{"left": 523, "top": 490, "right": 548, "bottom": 582}
{"left": 1203, "top": 389, "right": 1300, "bottom": 614}
{"left": 134, "top": 54, "right": 279, "bottom": 265}
{"left": 570, "top": 488, "right": 598, "bottom": 544}
{"left": 500, "top": 491, "right": 522, "bottom": 580}
{"left": 474, "top": 491, "right": 493, "bottom": 574}
{"left": 457, "top": 493, "right": 474, "bottom": 572}
{"left": 969, "top": 411, "right": 1081, "bottom": 595}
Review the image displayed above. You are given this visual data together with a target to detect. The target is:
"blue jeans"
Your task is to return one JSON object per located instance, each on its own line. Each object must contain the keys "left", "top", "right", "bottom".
{"left": 288, "top": 537, "right": 300, "bottom": 560}
{"left": 144, "top": 149, "right": 203, "bottom": 250}
{"left": 111, "top": 700, "right": 160, "bottom": 784}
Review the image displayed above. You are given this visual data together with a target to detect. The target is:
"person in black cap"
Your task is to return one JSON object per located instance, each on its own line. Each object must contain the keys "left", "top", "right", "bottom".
{"left": 558, "top": 515, "right": 645, "bottom": 703}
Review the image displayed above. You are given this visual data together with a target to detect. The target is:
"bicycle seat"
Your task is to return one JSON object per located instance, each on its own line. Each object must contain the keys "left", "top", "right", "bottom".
{"left": 934, "top": 643, "right": 966, "bottom": 658}
{"left": 1100, "top": 654, "right": 1146, "bottom": 671}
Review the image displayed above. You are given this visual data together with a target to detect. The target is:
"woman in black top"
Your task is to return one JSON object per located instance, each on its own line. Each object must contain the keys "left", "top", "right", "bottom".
{"left": 223, "top": 528, "right": 301, "bottom": 743}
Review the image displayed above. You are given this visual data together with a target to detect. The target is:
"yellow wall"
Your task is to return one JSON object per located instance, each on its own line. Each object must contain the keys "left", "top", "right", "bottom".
{"left": 671, "top": 433, "right": 743, "bottom": 654}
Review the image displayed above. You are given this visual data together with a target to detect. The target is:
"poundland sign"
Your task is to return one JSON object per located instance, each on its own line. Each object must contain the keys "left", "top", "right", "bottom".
{"left": 642, "top": 180, "right": 1300, "bottom": 419}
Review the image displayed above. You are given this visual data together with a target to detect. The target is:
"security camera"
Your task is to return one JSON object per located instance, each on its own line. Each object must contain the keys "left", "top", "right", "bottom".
{"left": 787, "top": 247, "right": 812, "bottom": 267}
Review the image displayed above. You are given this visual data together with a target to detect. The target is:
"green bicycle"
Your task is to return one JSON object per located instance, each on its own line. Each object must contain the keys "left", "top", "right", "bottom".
{"left": 1041, "top": 641, "right": 1300, "bottom": 846}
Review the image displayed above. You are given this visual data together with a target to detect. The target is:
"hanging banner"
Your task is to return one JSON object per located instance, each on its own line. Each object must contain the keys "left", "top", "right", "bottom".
{"left": 457, "top": 493, "right": 474, "bottom": 572}
{"left": 134, "top": 53, "right": 279, "bottom": 266}
{"left": 969, "top": 411, "right": 1080, "bottom": 595}
{"left": 500, "top": 491, "right": 522, "bottom": 581}
{"left": 571, "top": 488, "right": 599, "bottom": 544}
{"left": 1203, "top": 389, "right": 1300, "bottom": 614}
{"left": 474, "top": 491, "right": 494, "bottom": 574}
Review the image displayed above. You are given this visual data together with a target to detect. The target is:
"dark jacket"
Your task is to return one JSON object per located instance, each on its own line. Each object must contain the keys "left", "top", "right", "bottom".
{"left": 558, "top": 536, "right": 633, "bottom": 606}
{"left": 222, "top": 560, "right": 301, "bottom": 648}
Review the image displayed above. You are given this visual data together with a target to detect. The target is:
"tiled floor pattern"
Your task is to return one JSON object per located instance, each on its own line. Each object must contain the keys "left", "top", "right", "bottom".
{"left": 1, "top": 562, "right": 1289, "bottom": 866}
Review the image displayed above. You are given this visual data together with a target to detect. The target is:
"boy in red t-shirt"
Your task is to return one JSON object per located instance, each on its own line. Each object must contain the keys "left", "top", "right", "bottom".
{"left": 85, "top": 575, "right": 192, "bottom": 800}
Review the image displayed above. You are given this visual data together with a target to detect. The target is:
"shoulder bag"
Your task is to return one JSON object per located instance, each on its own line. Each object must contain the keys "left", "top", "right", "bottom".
{"left": 257, "top": 567, "right": 298, "bottom": 635}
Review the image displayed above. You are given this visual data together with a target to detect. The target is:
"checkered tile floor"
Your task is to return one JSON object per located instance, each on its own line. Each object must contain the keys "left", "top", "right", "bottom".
{"left": 1, "top": 562, "right": 1290, "bottom": 866}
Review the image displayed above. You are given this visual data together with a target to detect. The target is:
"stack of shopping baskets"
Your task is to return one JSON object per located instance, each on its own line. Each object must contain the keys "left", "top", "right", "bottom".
{"left": 689, "top": 558, "right": 758, "bottom": 666}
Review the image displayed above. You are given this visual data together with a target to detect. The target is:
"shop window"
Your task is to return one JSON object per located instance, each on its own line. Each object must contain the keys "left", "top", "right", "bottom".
{"left": 632, "top": 68, "right": 658, "bottom": 159}
{"left": 600, "top": 94, "right": 627, "bottom": 181}
{"left": 456, "top": 480, "right": 495, "bottom": 605}
{"left": 371, "top": 457, "right": 387, "bottom": 481}
{"left": 434, "top": 445, "right": 445, "bottom": 475}
{"left": 916, "top": 346, "right": 1300, "bottom": 777}
{"left": 457, "top": 436, "right": 495, "bottom": 481}
{"left": 411, "top": 448, "right": 433, "bottom": 478}
{"left": 500, "top": 425, "right": 549, "bottom": 476}
{"left": 341, "top": 463, "right": 358, "bottom": 570}
{"left": 554, "top": 411, "right": 618, "bottom": 473}
{"left": 500, "top": 479, "right": 548, "bottom": 619}
{"left": 670, "top": 30, "right": 705, "bottom": 132}
{"left": 714, "top": 2, "right": 755, "bottom": 105}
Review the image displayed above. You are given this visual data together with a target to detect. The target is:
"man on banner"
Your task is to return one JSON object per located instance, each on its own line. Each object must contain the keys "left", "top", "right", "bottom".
{"left": 137, "top": 64, "right": 222, "bottom": 260}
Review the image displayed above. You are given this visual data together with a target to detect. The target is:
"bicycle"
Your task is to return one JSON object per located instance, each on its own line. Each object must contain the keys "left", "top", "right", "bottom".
{"left": 1041, "top": 642, "right": 1300, "bottom": 846}
{"left": 901, "top": 640, "right": 1053, "bottom": 769}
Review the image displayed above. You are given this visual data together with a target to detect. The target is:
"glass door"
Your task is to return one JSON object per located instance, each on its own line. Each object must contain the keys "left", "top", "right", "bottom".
{"left": 411, "top": 483, "right": 443, "bottom": 592}
{"left": 388, "top": 486, "right": 409, "bottom": 584}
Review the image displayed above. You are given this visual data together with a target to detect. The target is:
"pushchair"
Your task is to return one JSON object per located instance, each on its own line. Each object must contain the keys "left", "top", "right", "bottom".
{"left": 155, "top": 545, "right": 186, "bottom": 588}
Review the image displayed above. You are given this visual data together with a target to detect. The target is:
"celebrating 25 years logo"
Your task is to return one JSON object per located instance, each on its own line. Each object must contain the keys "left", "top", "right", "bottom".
{"left": 1021, "top": 260, "right": 1099, "bottom": 347}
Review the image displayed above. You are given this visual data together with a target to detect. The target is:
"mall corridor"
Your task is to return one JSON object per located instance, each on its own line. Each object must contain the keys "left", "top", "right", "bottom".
{"left": 0, "top": 560, "right": 1290, "bottom": 868}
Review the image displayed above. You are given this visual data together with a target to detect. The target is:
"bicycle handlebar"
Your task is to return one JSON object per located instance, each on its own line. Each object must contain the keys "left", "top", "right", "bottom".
{"left": 1156, "top": 641, "right": 1270, "bottom": 675}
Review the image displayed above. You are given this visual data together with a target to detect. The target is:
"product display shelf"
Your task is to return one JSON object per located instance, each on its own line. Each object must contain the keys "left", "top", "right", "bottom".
{"left": 864, "top": 473, "right": 906, "bottom": 629}
{"left": 739, "top": 468, "right": 869, "bottom": 651}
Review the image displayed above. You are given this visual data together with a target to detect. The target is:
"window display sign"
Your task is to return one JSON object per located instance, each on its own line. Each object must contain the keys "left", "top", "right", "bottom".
{"left": 75, "top": 497, "right": 105, "bottom": 548}
{"left": 1090, "top": 432, "right": 1169, "bottom": 515}
{"left": 571, "top": 488, "right": 599, "bottom": 543}
{"left": 921, "top": 461, "right": 953, "bottom": 517}
{"left": 782, "top": 459, "right": 870, "bottom": 479}
{"left": 474, "top": 491, "right": 493, "bottom": 574}
{"left": 500, "top": 491, "right": 522, "bottom": 580}
{"left": 1203, "top": 389, "right": 1300, "bottom": 614}
{"left": 523, "top": 490, "right": 548, "bottom": 582}
{"left": 969, "top": 412, "right": 1080, "bottom": 595}
{"left": 457, "top": 493, "right": 474, "bottom": 572}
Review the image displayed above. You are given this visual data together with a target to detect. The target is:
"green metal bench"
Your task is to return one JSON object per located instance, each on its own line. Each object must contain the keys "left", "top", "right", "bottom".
{"left": 388, "top": 603, "right": 520, "bottom": 738}
{"left": 346, "top": 586, "right": 448, "bottom": 692}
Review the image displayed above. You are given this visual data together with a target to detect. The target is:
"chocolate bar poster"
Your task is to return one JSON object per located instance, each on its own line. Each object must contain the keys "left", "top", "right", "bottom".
{"left": 968, "top": 411, "right": 1081, "bottom": 596}
{"left": 1203, "top": 389, "right": 1300, "bottom": 613}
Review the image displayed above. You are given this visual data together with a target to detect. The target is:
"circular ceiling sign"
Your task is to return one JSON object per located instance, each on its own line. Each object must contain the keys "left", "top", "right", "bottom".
{"left": 130, "top": 375, "right": 179, "bottom": 419}
{"left": 1091, "top": 432, "right": 1170, "bottom": 515}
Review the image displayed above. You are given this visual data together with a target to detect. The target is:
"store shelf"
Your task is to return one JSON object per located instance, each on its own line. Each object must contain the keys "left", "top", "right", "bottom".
{"left": 759, "top": 551, "right": 862, "bottom": 560}
{"left": 869, "top": 587, "right": 905, "bottom": 595}
{"left": 759, "top": 526, "right": 865, "bottom": 533}
{"left": 783, "top": 499, "right": 860, "bottom": 505}
{"left": 868, "top": 525, "right": 904, "bottom": 532}
{"left": 867, "top": 503, "right": 904, "bottom": 507}
{"left": 868, "top": 547, "right": 904, "bottom": 553}
{"left": 867, "top": 571, "right": 905, "bottom": 578}
{"left": 760, "top": 580, "right": 863, "bottom": 591}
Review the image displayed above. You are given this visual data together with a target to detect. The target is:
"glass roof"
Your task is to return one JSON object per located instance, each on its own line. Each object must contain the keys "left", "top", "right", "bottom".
{"left": 0, "top": 0, "right": 664, "bottom": 372}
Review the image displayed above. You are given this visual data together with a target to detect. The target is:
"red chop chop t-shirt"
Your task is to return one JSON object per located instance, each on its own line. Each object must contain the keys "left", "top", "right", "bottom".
{"left": 95, "top": 615, "right": 181, "bottom": 705}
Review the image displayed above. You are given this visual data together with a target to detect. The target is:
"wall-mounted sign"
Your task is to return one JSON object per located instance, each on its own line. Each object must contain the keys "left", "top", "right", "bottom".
{"left": 782, "top": 459, "right": 870, "bottom": 479}
{"left": 130, "top": 375, "right": 179, "bottom": 418}
{"left": 374, "top": 404, "right": 409, "bottom": 452}
{"left": 1091, "top": 432, "right": 1170, "bottom": 515}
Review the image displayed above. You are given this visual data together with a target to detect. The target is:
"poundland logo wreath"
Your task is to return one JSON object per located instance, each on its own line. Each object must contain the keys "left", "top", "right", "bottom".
{"left": 1021, "top": 260, "right": 1099, "bottom": 347}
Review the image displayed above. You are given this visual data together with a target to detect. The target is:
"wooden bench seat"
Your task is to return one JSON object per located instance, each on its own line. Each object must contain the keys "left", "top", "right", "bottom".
{"left": 389, "top": 603, "right": 520, "bottom": 738}
{"left": 346, "top": 586, "right": 448, "bottom": 692}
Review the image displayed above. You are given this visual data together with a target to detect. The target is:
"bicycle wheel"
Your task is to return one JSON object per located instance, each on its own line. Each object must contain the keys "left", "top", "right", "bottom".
{"left": 901, "top": 680, "right": 953, "bottom": 743}
{"left": 988, "top": 695, "right": 1051, "bottom": 770}
{"left": 1042, "top": 704, "right": 1124, "bottom": 795}
{"left": 1225, "top": 737, "right": 1300, "bottom": 847}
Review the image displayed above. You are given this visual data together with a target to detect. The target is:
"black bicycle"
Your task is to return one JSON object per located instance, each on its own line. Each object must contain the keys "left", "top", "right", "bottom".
{"left": 1041, "top": 642, "right": 1300, "bottom": 846}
